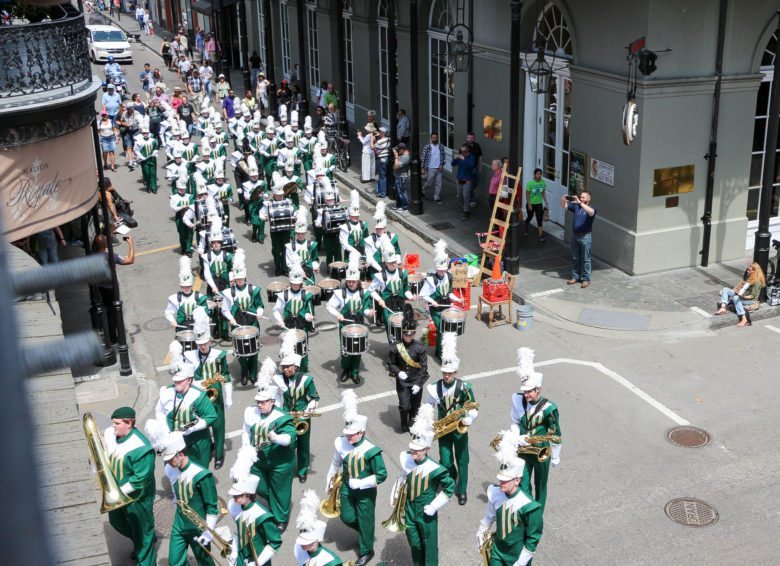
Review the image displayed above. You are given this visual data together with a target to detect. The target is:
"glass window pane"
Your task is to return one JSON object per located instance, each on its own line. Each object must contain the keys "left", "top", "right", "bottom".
{"left": 746, "top": 188, "right": 759, "bottom": 221}
{"left": 773, "top": 184, "right": 780, "bottom": 217}
{"left": 543, "top": 145, "right": 556, "bottom": 180}
{"left": 750, "top": 153, "right": 763, "bottom": 187}
{"left": 757, "top": 81, "right": 770, "bottom": 115}
{"left": 753, "top": 118, "right": 766, "bottom": 152}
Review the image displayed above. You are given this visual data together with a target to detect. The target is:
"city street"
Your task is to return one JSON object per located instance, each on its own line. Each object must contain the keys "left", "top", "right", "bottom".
{"left": 85, "top": 41, "right": 780, "bottom": 566}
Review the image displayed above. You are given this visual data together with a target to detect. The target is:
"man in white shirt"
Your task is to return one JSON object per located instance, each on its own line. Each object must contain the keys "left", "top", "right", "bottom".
{"left": 422, "top": 133, "right": 444, "bottom": 204}
{"left": 198, "top": 61, "right": 214, "bottom": 100}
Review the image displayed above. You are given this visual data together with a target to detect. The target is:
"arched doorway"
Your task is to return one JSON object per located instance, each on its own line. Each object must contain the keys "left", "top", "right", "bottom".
{"left": 522, "top": 3, "right": 573, "bottom": 226}
{"left": 428, "top": 0, "right": 456, "bottom": 157}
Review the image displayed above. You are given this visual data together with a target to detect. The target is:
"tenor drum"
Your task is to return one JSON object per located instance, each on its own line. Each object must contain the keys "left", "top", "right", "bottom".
{"left": 305, "top": 284, "right": 322, "bottom": 306}
{"left": 221, "top": 227, "right": 236, "bottom": 253}
{"left": 388, "top": 312, "right": 404, "bottom": 342}
{"left": 341, "top": 324, "right": 369, "bottom": 355}
{"left": 329, "top": 261, "right": 348, "bottom": 280}
{"left": 359, "top": 258, "right": 371, "bottom": 282}
{"left": 441, "top": 308, "right": 466, "bottom": 336}
{"left": 323, "top": 206, "right": 347, "bottom": 233}
{"left": 232, "top": 325, "right": 260, "bottom": 357}
{"left": 266, "top": 280, "right": 289, "bottom": 303}
{"left": 268, "top": 202, "right": 295, "bottom": 233}
{"left": 408, "top": 272, "right": 426, "bottom": 295}
{"left": 319, "top": 278, "right": 341, "bottom": 302}
{"left": 281, "top": 329, "right": 308, "bottom": 356}
{"left": 176, "top": 330, "right": 197, "bottom": 352}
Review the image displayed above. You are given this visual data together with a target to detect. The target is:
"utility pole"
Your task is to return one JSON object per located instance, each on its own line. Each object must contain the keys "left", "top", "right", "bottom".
{"left": 263, "top": 0, "right": 277, "bottom": 115}
{"left": 296, "top": 0, "right": 309, "bottom": 117}
{"left": 408, "top": 0, "right": 423, "bottom": 215}
{"left": 238, "top": 0, "right": 251, "bottom": 92}
{"left": 387, "top": 0, "right": 397, "bottom": 199}
{"left": 504, "top": 0, "right": 523, "bottom": 275}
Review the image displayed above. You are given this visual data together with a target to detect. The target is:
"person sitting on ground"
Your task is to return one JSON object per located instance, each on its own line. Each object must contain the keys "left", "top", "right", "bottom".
{"left": 715, "top": 261, "right": 765, "bottom": 327}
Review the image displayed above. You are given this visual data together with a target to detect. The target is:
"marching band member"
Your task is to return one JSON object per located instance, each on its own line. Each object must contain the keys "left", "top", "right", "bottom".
{"left": 206, "top": 166, "right": 233, "bottom": 227}
{"left": 326, "top": 391, "right": 387, "bottom": 566}
{"left": 243, "top": 359, "right": 297, "bottom": 532}
{"left": 388, "top": 303, "right": 428, "bottom": 432}
{"left": 365, "top": 202, "right": 401, "bottom": 277}
{"left": 277, "top": 127, "right": 304, "bottom": 177}
{"left": 134, "top": 124, "right": 159, "bottom": 194}
{"left": 426, "top": 333, "right": 478, "bottom": 506}
{"left": 313, "top": 131, "right": 336, "bottom": 181}
{"left": 207, "top": 133, "right": 228, "bottom": 161}
{"left": 170, "top": 178, "right": 196, "bottom": 256}
{"left": 260, "top": 179, "right": 297, "bottom": 276}
{"left": 326, "top": 252, "right": 374, "bottom": 385}
{"left": 195, "top": 145, "right": 217, "bottom": 185}
{"left": 166, "top": 148, "right": 190, "bottom": 193}
{"left": 165, "top": 256, "right": 209, "bottom": 330}
{"left": 369, "top": 241, "right": 413, "bottom": 344}
{"left": 298, "top": 119, "right": 317, "bottom": 173}
{"left": 476, "top": 429, "right": 543, "bottom": 566}
{"left": 279, "top": 159, "right": 305, "bottom": 206}
{"left": 510, "top": 348, "right": 562, "bottom": 513}
{"left": 233, "top": 144, "right": 255, "bottom": 222}
{"left": 273, "top": 254, "right": 315, "bottom": 369}
{"left": 177, "top": 131, "right": 199, "bottom": 167}
{"left": 201, "top": 217, "right": 233, "bottom": 296}
{"left": 285, "top": 209, "right": 319, "bottom": 282}
{"left": 339, "top": 190, "right": 368, "bottom": 260}
{"left": 105, "top": 406, "right": 157, "bottom": 566}
{"left": 273, "top": 331, "right": 320, "bottom": 483}
{"left": 419, "top": 240, "right": 458, "bottom": 361}
{"left": 259, "top": 125, "right": 281, "bottom": 180}
{"left": 314, "top": 184, "right": 343, "bottom": 267}
{"left": 242, "top": 158, "right": 268, "bottom": 243}
{"left": 220, "top": 250, "right": 264, "bottom": 385}
{"left": 154, "top": 359, "right": 217, "bottom": 469}
{"left": 392, "top": 404, "right": 454, "bottom": 566}
{"left": 293, "top": 490, "right": 344, "bottom": 565}
{"left": 183, "top": 308, "right": 232, "bottom": 470}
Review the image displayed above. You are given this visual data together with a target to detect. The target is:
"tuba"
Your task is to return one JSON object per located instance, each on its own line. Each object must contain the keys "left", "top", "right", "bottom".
{"left": 200, "top": 374, "right": 226, "bottom": 403}
{"left": 432, "top": 401, "right": 479, "bottom": 440}
{"left": 489, "top": 433, "right": 561, "bottom": 463}
{"left": 320, "top": 472, "right": 343, "bottom": 518}
{"left": 478, "top": 530, "right": 494, "bottom": 565}
{"left": 289, "top": 410, "right": 321, "bottom": 436}
{"left": 382, "top": 480, "right": 407, "bottom": 533}
{"left": 82, "top": 412, "right": 135, "bottom": 514}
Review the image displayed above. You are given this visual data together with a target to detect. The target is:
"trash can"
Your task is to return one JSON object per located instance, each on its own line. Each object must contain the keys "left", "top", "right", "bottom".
{"left": 516, "top": 305, "right": 534, "bottom": 331}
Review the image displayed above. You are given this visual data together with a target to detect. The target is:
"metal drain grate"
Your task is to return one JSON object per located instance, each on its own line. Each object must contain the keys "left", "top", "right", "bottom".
{"left": 666, "top": 426, "right": 711, "bottom": 448}
{"left": 428, "top": 221, "right": 454, "bottom": 230}
{"left": 153, "top": 498, "right": 175, "bottom": 537}
{"left": 143, "top": 316, "right": 176, "bottom": 331}
{"left": 665, "top": 498, "right": 719, "bottom": 527}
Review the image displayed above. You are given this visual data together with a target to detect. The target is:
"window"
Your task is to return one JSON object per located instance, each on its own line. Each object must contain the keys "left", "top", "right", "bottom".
{"left": 377, "top": 1, "right": 391, "bottom": 123}
{"left": 306, "top": 1, "right": 320, "bottom": 87}
{"left": 256, "top": 0, "right": 267, "bottom": 70}
{"left": 343, "top": 0, "right": 355, "bottom": 104}
{"left": 280, "top": 1, "right": 291, "bottom": 77}
{"left": 428, "top": 0, "right": 455, "bottom": 149}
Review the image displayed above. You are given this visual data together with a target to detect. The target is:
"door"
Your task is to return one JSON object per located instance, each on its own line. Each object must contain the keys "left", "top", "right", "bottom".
{"left": 534, "top": 71, "right": 572, "bottom": 226}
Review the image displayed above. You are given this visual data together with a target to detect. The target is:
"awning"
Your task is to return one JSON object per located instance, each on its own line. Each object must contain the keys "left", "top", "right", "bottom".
{"left": 191, "top": 0, "right": 213, "bottom": 16}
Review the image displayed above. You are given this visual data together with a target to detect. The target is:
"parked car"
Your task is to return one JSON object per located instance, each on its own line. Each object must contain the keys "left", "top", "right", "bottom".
{"left": 86, "top": 24, "right": 132, "bottom": 64}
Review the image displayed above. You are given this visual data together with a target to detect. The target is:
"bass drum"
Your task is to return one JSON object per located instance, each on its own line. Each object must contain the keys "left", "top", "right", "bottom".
{"left": 341, "top": 324, "right": 368, "bottom": 355}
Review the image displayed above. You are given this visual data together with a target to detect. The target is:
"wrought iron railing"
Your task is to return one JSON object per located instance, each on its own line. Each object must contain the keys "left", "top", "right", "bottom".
{"left": 0, "top": 15, "right": 92, "bottom": 99}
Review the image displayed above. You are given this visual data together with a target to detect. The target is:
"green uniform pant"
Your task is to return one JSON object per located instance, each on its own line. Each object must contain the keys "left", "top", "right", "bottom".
{"left": 251, "top": 220, "right": 266, "bottom": 243}
{"left": 340, "top": 354, "right": 361, "bottom": 377}
{"left": 340, "top": 487, "right": 377, "bottom": 556}
{"left": 185, "top": 429, "right": 213, "bottom": 469}
{"left": 296, "top": 422, "right": 311, "bottom": 476}
{"left": 270, "top": 231, "right": 288, "bottom": 273}
{"left": 405, "top": 511, "right": 439, "bottom": 566}
{"left": 438, "top": 432, "right": 469, "bottom": 495}
{"left": 238, "top": 353, "right": 258, "bottom": 382}
{"left": 521, "top": 456, "right": 550, "bottom": 512}
{"left": 323, "top": 233, "right": 342, "bottom": 266}
{"left": 169, "top": 521, "right": 215, "bottom": 566}
{"left": 142, "top": 158, "right": 157, "bottom": 193}
{"left": 175, "top": 220, "right": 193, "bottom": 254}
{"left": 254, "top": 461, "right": 295, "bottom": 523}
{"left": 313, "top": 223, "right": 323, "bottom": 249}
{"left": 212, "top": 400, "right": 226, "bottom": 462}
{"left": 108, "top": 492, "right": 157, "bottom": 566}
{"left": 299, "top": 353, "right": 309, "bottom": 373}
{"left": 430, "top": 310, "right": 444, "bottom": 360}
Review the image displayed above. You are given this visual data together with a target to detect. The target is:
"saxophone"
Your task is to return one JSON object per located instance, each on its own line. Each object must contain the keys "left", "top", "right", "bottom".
{"left": 200, "top": 374, "right": 226, "bottom": 403}
{"left": 488, "top": 433, "right": 562, "bottom": 462}
{"left": 289, "top": 410, "right": 321, "bottom": 436}
{"left": 432, "top": 402, "right": 479, "bottom": 440}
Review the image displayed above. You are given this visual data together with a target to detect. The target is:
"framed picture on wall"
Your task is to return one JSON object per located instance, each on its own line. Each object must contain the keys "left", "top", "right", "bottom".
{"left": 570, "top": 150, "right": 588, "bottom": 194}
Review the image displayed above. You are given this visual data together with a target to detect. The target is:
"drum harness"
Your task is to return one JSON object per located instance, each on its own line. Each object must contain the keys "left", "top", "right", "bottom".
{"left": 231, "top": 284, "right": 256, "bottom": 326}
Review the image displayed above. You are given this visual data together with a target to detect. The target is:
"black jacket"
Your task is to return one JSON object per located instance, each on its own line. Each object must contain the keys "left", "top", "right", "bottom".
{"left": 388, "top": 339, "right": 428, "bottom": 388}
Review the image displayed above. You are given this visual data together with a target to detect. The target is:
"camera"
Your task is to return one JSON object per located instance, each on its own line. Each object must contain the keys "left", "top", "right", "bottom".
{"left": 564, "top": 195, "right": 575, "bottom": 201}
{"left": 122, "top": 236, "right": 130, "bottom": 241}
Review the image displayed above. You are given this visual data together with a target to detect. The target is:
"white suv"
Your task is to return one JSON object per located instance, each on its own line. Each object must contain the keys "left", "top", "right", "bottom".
{"left": 86, "top": 24, "right": 133, "bottom": 64}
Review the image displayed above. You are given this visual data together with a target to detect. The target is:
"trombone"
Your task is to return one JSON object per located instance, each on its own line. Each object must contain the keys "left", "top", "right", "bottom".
{"left": 177, "top": 500, "right": 233, "bottom": 562}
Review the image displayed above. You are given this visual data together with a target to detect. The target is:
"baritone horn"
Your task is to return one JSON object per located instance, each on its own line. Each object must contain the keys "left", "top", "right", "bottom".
{"left": 82, "top": 412, "right": 135, "bottom": 514}
{"left": 488, "top": 433, "right": 561, "bottom": 463}
{"left": 478, "top": 530, "right": 494, "bottom": 565}
{"left": 201, "top": 374, "right": 226, "bottom": 403}
{"left": 290, "top": 410, "right": 321, "bottom": 436}
{"left": 320, "top": 472, "right": 343, "bottom": 518}
{"left": 382, "top": 480, "right": 407, "bottom": 533}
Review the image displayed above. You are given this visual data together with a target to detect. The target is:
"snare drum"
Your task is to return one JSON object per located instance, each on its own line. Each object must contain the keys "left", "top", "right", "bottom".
{"left": 281, "top": 329, "right": 308, "bottom": 356}
{"left": 329, "top": 261, "right": 348, "bottom": 280}
{"left": 323, "top": 206, "right": 347, "bottom": 233}
{"left": 319, "top": 278, "right": 340, "bottom": 302}
{"left": 341, "top": 324, "right": 369, "bottom": 355}
{"left": 269, "top": 201, "right": 295, "bottom": 233}
{"left": 266, "top": 280, "right": 289, "bottom": 303}
{"left": 221, "top": 227, "right": 236, "bottom": 253}
{"left": 315, "top": 180, "right": 341, "bottom": 206}
{"left": 176, "top": 330, "right": 197, "bottom": 351}
{"left": 441, "top": 308, "right": 466, "bottom": 336}
{"left": 231, "top": 325, "right": 260, "bottom": 357}
{"left": 388, "top": 312, "right": 404, "bottom": 342}
{"left": 408, "top": 272, "right": 426, "bottom": 295}
{"left": 305, "top": 284, "right": 322, "bottom": 306}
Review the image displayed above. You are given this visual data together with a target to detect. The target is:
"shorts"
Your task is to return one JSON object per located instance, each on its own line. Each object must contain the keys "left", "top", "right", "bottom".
{"left": 100, "top": 136, "right": 116, "bottom": 152}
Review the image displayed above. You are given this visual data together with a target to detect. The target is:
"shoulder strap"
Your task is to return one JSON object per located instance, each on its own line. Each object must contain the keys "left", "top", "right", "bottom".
{"left": 436, "top": 380, "right": 445, "bottom": 400}
{"left": 177, "top": 291, "right": 182, "bottom": 304}
{"left": 454, "top": 378, "right": 464, "bottom": 399}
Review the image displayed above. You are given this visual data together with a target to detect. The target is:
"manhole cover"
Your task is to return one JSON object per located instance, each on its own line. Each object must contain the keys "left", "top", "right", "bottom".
{"left": 153, "top": 498, "right": 176, "bottom": 537}
{"left": 664, "top": 498, "right": 719, "bottom": 527}
{"left": 666, "top": 426, "right": 710, "bottom": 448}
{"left": 143, "top": 316, "right": 175, "bottom": 331}
{"left": 428, "top": 221, "right": 454, "bottom": 230}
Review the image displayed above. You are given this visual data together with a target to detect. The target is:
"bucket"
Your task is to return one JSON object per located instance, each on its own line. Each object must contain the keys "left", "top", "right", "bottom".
{"left": 515, "top": 305, "right": 534, "bottom": 331}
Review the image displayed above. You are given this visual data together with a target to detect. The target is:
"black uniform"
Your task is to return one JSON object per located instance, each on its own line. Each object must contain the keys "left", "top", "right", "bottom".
{"left": 388, "top": 339, "right": 428, "bottom": 432}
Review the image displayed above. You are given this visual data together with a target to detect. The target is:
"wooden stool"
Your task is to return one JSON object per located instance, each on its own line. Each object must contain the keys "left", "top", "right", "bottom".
{"left": 476, "top": 272, "right": 516, "bottom": 328}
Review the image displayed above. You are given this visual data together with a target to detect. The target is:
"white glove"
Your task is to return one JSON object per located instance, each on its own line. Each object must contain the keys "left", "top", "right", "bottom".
{"left": 181, "top": 418, "right": 202, "bottom": 436}
{"left": 268, "top": 431, "right": 278, "bottom": 443}
{"left": 229, "top": 535, "right": 239, "bottom": 564}
{"left": 476, "top": 529, "right": 487, "bottom": 550}
{"left": 306, "top": 399, "right": 318, "bottom": 411}
{"left": 348, "top": 476, "right": 377, "bottom": 490}
{"left": 517, "top": 434, "right": 530, "bottom": 447}
{"left": 411, "top": 385, "right": 421, "bottom": 395}
{"left": 517, "top": 547, "right": 535, "bottom": 566}
{"left": 313, "top": 261, "right": 320, "bottom": 271}
{"left": 551, "top": 457, "right": 560, "bottom": 468}
{"left": 423, "top": 504, "right": 436, "bottom": 516}
{"left": 398, "top": 371, "right": 408, "bottom": 381}
{"left": 461, "top": 416, "right": 473, "bottom": 426}
{"left": 424, "top": 492, "right": 450, "bottom": 516}
{"left": 304, "top": 313, "right": 313, "bottom": 322}
{"left": 194, "top": 530, "right": 213, "bottom": 546}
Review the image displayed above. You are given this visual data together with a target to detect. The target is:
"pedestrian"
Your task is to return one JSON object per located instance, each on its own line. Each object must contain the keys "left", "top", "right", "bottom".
{"left": 487, "top": 159, "right": 502, "bottom": 213}
{"left": 249, "top": 50, "right": 262, "bottom": 88}
{"left": 145, "top": 10, "right": 154, "bottom": 35}
{"left": 561, "top": 191, "right": 597, "bottom": 288}
{"left": 160, "top": 38, "right": 173, "bottom": 70}
{"left": 98, "top": 111, "right": 117, "bottom": 171}
{"left": 392, "top": 143, "right": 410, "bottom": 211}
{"left": 215, "top": 73, "right": 231, "bottom": 103}
{"left": 205, "top": 33, "right": 217, "bottom": 64}
{"left": 371, "top": 127, "right": 391, "bottom": 199}
{"left": 714, "top": 262, "right": 765, "bottom": 327}
{"left": 323, "top": 82, "right": 339, "bottom": 109}
{"left": 198, "top": 59, "right": 213, "bottom": 100}
{"left": 178, "top": 30, "right": 190, "bottom": 60}
{"left": 194, "top": 27, "right": 204, "bottom": 60}
{"left": 256, "top": 72, "right": 270, "bottom": 115}
{"left": 116, "top": 104, "right": 140, "bottom": 168}
{"left": 170, "top": 86, "right": 184, "bottom": 111}
{"left": 135, "top": 3, "right": 144, "bottom": 30}
{"left": 35, "top": 227, "right": 66, "bottom": 265}
{"left": 101, "top": 82, "right": 122, "bottom": 128}
{"left": 177, "top": 54, "right": 191, "bottom": 81}
{"left": 357, "top": 125, "right": 376, "bottom": 183}
{"left": 221, "top": 87, "right": 236, "bottom": 120}
{"left": 94, "top": 234, "right": 134, "bottom": 343}
{"left": 316, "top": 80, "right": 328, "bottom": 108}
{"left": 243, "top": 89, "right": 258, "bottom": 115}
{"left": 177, "top": 95, "right": 195, "bottom": 137}
{"left": 464, "top": 132, "right": 483, "bottom": 208}
{"left": 186, "top": 68, "right": 203, "bottom": 108}
{"left": 421, "top": 133, "right": 444, "bottom": 203}
{"left": 451, "top": 144, "right": 477, "bottom": 220}
{"left": 396, "top": 108, "right": 410, "bottom": 146}
{"left": 139, "top": 62, "right": 152, "bottom": 93}
{"left": 524, "top": 168, "right": 549, "bottom": 242}
{"left": 277, "top": 79, "right": 292, "bottom": 108}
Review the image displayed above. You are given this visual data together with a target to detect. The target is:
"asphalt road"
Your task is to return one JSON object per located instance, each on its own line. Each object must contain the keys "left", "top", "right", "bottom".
{"left": 91, "top": 42, "right": 780, "bottom": 566}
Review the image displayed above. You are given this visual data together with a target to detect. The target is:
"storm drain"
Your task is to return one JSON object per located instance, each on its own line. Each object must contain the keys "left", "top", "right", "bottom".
{"left": 665, "top": 426, "right": 711, "bottom": 448}
{"left": 428, "top": 221, "right": 455, "bottom": 230}
{"left": 153, "top": 498, "right": 175, "bottom": 537}
{"left": 664, "top": 498, "right": 719, "bottom": 527}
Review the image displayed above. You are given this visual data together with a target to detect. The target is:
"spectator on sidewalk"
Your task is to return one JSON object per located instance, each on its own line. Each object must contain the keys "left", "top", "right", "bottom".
{"left": 715, "top": 262, "right": 765, "bottom": 327}
{"left": 323, "top": 83, "right": 339, "bottom": 109}
{"left": 35, "top": 227, "right": 66, "bottom": 265}
{"left": 243, "top": 90, "right": 258, "bottom": 115}
{"left": 195, "top": 28, "right": 205, "bottom": 60}
{"left": 177, "top": 96, "right": 195, "bottom": 137}
{"left": 561, "top": 191, "right": 597, "bottom": 288}
{"left": 178, "top": 31, "right": 190, "bottom": 59}
{"left": 525, "top": 168, "right": 549, "bottom": 243}
{"left": 277, "top": 80, "right": 292, "bottom": 108}
{"left": 143, "top": 9, "right": 152, "bottom": 35}
{"left": 421, "top": 133, "right": 444, "bottom": 204}
{"left": 396, "top": 109, "right": 410, "bottom": 146}
{"left": 187, "top": 68, "right": 204, "bottom": 108}
{"left": 222, "top": 89, "right": 237, "bottom": 120}
{"left": 216, "top": 74, "right": 231, "bottom": 102}
{"left": 135, "top": 4, "right": 144, "bottom": 30}
{"left": 316, "top": 81, "right": 328, "bottom": 108}
{"left": 249, "top": 51, "right": 262, "bottom": 89}
{"left": 151, "top": 85, "right": 169, "bottom": 106}
{"left": 94, "top": 234, "right": 135, "bottom": 344}
{"left": 139, "top": 62, "right": 152, "bottom": 94}
{"left": 130, "top": 92, "right": 146, "bottom": 116}
{"left": 98, "top": 111, "right": 117, "bottom": 171}
{"left": 177, "top": 54, "right": 191, "bottom": 81}
{"left": 488, "top": 159, "right": 502, "bottom": 213}
{"left": 256, "top": 72, "right": 270, "bottom": 116}
{"left": 464, "top": 132, "right": 483, "bottom": 208}
{"left": 161, "top": 38, "right": 173, "bottom": 70}
{"left": 170, "top": 86, "right": 184, "bottom": 111}
{"left": 393, "top": 144, "right": 411, "bottom": 211}
{"left": 198, "top": 60, "right": 214, "bottom": 100}
{"left": 372, "top": 127, "right": 392, "bottom": 199}
{"left": 451, "top": 144, "right": 477, "bottom": 220}
{"left": 205, "top": 33, "right": 217, "bottom": 64}
{"left": 116, "top": 104, "right": 141, "bottom": 168}
{"left": 358, "top": 125, "right": 376, "bottom": 183}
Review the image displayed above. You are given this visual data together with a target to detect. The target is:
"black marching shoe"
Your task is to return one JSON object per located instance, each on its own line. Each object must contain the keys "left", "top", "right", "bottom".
{"left": 241, "top": 374, "right": 248, "bottom": 386}
{"left": 214, "top": 458, "right": 224, "bottom": 470}
{"left": 457, "top": 493, "right": 467, "bottom": 505}
{"left": 351, "top": 373, "right": 361, "bottom": 385}
{"left": 298, "top": 473, "right": 308, "bottom": 483}
{"left": 339, "top": 370, "right": 349, "bottom": 383}
{"left": 276, "top": 522, "right": 288, "bottom": 533}
{"left": 355, "top": 550, "right": 375, "bottom": 566}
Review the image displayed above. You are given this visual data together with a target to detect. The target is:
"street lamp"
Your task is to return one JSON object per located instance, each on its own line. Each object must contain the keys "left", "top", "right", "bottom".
{"left": 446, "top": 24, "right": 472, "bottom": 73}
{"left": 523, "top": 34, "right": 556, "bottom": 95}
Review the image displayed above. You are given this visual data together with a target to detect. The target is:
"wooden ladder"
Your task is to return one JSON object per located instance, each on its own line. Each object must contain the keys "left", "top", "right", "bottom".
{"left": 472, "top": 164, "right": 523, "bottom": 285}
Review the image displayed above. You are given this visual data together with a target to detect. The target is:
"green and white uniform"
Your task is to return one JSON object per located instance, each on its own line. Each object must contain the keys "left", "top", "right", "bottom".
{"left": 315, "top": 204, "right": 344, "bottom": 266}
{"left": 327, "top": 436, "right": 387, "bottom": 557}
{"left": 369, "top": 267, "right": 411, "bottom": 342}
{"left": 104, "top": 427, "right": 157, "bottom": 566}
{"left": 165, "top": 289, "right": 210, "bottom": 328}
{"left": 228, "top": 499, "right": 282, "bottom": 566}
{"left": 167, "top": 460, "right": 219, "bottom": 566}
{"left": 365, "top": 232, "right": 401, "bottom": 274}
{"left": 135, "top": 136, "right": 159, "bottom": 193}
{"left": 207, "top": 180, "right": 234, "bottom": 225}
{"left": 260, "top": 137, "right": 281, "bottom": 179}
{"left": 426, "top": 379, "right": 479, "bottom": 498}
{"left": 479, "top": 484, "right": 543, "bottom": 566}
{"left": 261, "top": 198, "right": 297, "bottom": 274}
{"left": 243, "top": 406, "right": 297, "bottom": 524}
{"left": 299, "top": 135, "right": 318, "bottom": 172}
{"left": 313, "top": 152, "right": 336, "bottom": 180}
{"left": 170, "top": 192, "right": 196, "bottom": 254}
{"left": 274, "top": 370, "right": 320, "bottom": 477}
{"left": 272, "top": 288, "right": 315, "bottom": 372}
{"left": 221, "top": 282, "right": 264, "bottom": 382}
{"left": 326, "top": 287, "right": 373, "bottom": 380}
{"left": 196, "top": 160, "right": 217, "bottom": 185}
{"left": 285, "top": 238, "right": 319, "bottom": 282}
{"left": 245, "top": 182, "right": 269, "bottom": 243}
{"left": 510, "top": 395, "right": 561, "bottom": 512}
{"left": 339, "top": 219, "right": 369, "bottom": 258}
{"left": 293, "top": 543, "right": 344, "bottom": 565}
{"left": 395, "top": 451, "right": 455, "bottom": 566}
{"left": 156, "top": 384, "right": 218, "bottom": 468}
{"left": 419, "top": 272, "right": 454, "bottom": 360}
{"left": 202, "top": 249, "right": 234, "bottom": 338}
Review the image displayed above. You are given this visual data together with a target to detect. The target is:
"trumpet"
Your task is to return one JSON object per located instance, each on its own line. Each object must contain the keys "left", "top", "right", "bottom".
{"left": 177, "top": 500, "right": 233, "bottom": 561}
{"left": 320, "top": 472, "right": 343, "bottom": 518}
{"left": 201, "top": 374, "right": 226, "bottom": 403}
{"left": 82, "top": 412, "right": 135, "bottom": 514}
{"left": 382, "top": 480, "right": 407, "bottom": 533}
{"left": 289, "top": 410, "right": 321, "bottom": 436}
{"left": 489, "top": 433, "right": 562, "bottom": 462}
{"left": 478, "top": 530, "right": 494, "bottom": 565}
{"left": 432, "top": 401, "right": 479, "bottom": 440}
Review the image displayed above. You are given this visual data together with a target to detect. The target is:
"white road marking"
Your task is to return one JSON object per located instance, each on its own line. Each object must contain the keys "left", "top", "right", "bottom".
{"left": 765, "top": 324, "right": 780, "bottom": 335}
{"left": 689, "top": 306, "right": 713, "bottom": 318}
{"left": 224, "top": 357, "right": 689, "bottom": 438}
{"left": 529, "top": 288, "right": 564, "bottom": 298}
{"left": 156, "top": 364, "right": 171, "bottom": 372}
